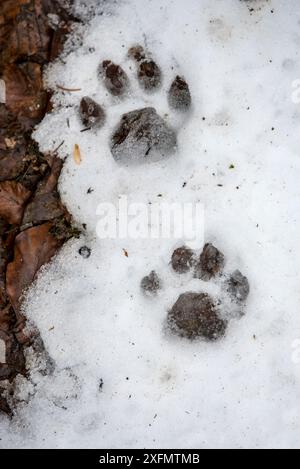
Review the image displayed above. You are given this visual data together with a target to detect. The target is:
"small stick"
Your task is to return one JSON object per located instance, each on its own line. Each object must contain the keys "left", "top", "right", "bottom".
{"left": 53, "top": 140, "right": 65, "bottom": 153}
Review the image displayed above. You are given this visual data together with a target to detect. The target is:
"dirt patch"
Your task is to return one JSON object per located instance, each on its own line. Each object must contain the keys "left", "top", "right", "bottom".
{"left": 111, "top": 107, "right": 177, "bottom": 163}
{"left": 168, "top": 76, "right": 191, "bottom": 111}
{"left": 140, "top": 270, "right": 161, "bottom": 295}
{"left": 194, "top": 243, "right": 225, "bottom": 281}
{"left": 168, "top": 292, "right": 227, "bottom": 341}
{"left": 128, "top": 45, "right": 162, "bottom": 91}
{"left": 99, "top": 60, "right": 129, "bottom": 97}
{"left": 171, "top": 246, "right": 195, "bottom": 274}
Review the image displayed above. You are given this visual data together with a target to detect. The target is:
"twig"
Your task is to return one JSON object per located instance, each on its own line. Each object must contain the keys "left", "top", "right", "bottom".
{"left": 53, "top": 140, "right": 65, "bottom": 154}
{"left": 56, "top": 84, "right": 82, "bottom": 92}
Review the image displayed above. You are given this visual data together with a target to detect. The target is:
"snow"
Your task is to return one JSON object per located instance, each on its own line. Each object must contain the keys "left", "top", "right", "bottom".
{"left": 1, "top": 0, "right": 300, "bottom": 449}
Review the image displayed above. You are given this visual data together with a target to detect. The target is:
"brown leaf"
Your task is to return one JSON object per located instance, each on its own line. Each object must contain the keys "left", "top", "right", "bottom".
{"left": 50, "top": 25, "right": 70, "bottom": 61}
{"left": 23, "top": 192, "right": 64, "bottom": 225}
{"left": 37, "top": 155, "right": 63, "bottom": 194}
{"left": 6, "top": 222, "right": 62, "bottom": 310}
{"left": 0, "top": 104, "right": 20, "bottom": 142}
{"left": 0, "top": 0, "right": 52, "bottom": 67}
{"left": 0, "top": 181, "right": 31, "bottom": 224}
{"left": 0, "top": 305, "right": 15, "bottom": 334}
{"left": 3, "top": 63, "right": 47, "bottom": 126}
{"left": 22, "top": 155, "right": 65, "bottom": 225}
{"left": 0, "top": 233, "right": 16, "bottom": 308}
{"left": 0, "top": 148, "right": 27, "bottom": 182}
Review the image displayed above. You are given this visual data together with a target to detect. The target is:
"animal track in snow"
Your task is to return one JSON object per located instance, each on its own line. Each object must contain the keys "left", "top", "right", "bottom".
{"left": 77, "top": 45, "right": 191, "bottom": 165}
{"left": 141, "top": 243, "right": 250, "bottom": 341}
{"left": 74, "top": 44, "right": 249, "bottom": 343}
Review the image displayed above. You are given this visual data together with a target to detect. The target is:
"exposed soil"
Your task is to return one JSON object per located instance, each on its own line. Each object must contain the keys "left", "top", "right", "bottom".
{"left": 225, "top": 269, "right": 250, "bottom": 303}
{"left": 171, "top": 246, "right": 195, "bottom": 274}
{"left": 0, "top": 0, "right": 79, "bottom": 416}
{"left": 168, "top": 76, "right": 192, "bottom": 111}
{"left": 168, "top": 292, "right": 227, "bottom": 341}
{"left": 194, "top": 243, "right": 225, "bottom": 281}
{"left": 128, "top": 45, "right": 161, "bottom": 91}
{"left": 100, "top": 60, "right": 129, "bottom": 97}
{"left": 111, "top": 107, "right": 177, "bottom": 163}
{"left": 137, "top": 60, "right": 162, "bottom": 91}
{"left": 140, "top": 270, "right": 161, "bottom": 295}
{"left": 79, "top": 96, "right": 105, "bottom": 129}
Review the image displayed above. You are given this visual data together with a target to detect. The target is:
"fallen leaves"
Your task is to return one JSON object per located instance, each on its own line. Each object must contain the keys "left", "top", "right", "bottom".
{"left": 0, "top": 0, "right": 78, "bottom": 415}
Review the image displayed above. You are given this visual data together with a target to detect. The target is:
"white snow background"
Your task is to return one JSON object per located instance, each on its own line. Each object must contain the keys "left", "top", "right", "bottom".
{"left": 1, "top": 0, "right": 300, "bottom": 449}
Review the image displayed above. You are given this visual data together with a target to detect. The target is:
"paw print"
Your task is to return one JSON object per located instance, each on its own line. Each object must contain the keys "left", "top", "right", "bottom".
{"left": 78, "top": 45, "right": 191, "bottom": 164}
{"left": 141, "top": 243, "right": 250, "bottom": 342}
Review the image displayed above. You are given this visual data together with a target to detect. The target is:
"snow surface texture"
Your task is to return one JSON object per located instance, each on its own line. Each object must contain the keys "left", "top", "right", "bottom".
{"left": 1, "top": 0, "right": 300, "bottom": 449}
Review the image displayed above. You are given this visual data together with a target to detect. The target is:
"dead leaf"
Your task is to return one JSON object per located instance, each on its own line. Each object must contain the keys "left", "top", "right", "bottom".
{"left": 6, "top": 222, "right": 63, "bottom": 311}
{"left": 0, "top": 148, "right": 27, "bottom": 183}
{"left": 22, "top": 156, "right": 65, "bottom": 225}
{"left": 0, "top": 0, "right": 52, "bottom": 67}
{"left": 123, "top": 248, "right": 129, "bottom": 257}
{"left": 0, "top": 181, "right": 31, "bottom": 224}
{"left": 73, "top": 144, "right": 82, "bottom": 165}
{"left": 23, "top": 192, "right": 64, "bottom": 226}
{"left": 3, "top": 63, "right": 47, "bottom": 126}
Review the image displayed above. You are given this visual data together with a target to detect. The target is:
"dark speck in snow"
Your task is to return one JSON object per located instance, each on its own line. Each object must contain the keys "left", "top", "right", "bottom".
{"left": 79, "top": 246, "right": 91, "bottom": 258}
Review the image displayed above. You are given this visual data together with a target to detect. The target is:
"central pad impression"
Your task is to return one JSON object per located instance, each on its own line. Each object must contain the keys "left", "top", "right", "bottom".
{"left": 110, "top": 107, "right": 177, "bottom": 164}
{"left": 168, "top": 292, "right": 227, "bottom": 341}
